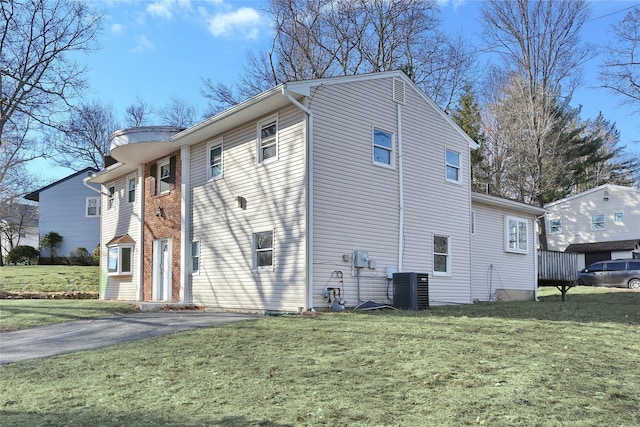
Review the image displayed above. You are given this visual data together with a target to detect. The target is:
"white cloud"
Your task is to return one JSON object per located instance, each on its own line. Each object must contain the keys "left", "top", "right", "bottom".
{"left": 111, "top": 23, "right": 124, "bottom": 34}
{"left": 146, "top": 0, "right": 193, "bottom": 20}
{"left": 437, "top": 0, "right": 466, "bottom": 11}
{"left": 206, "top": 7, "right": 263, "bottom": 39}
{"left": 131, "top": 35, "right": 156, "bottom": 53}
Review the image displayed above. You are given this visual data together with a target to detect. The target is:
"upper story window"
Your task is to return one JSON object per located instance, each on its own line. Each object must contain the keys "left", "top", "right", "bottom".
{"left": 506, "top": 216, "right": 528, "bottom": 253}
{"left": 153, "top": 156, "right": 176, "bottom": 194}
{"left": 614, "top": 212, "right": 624, "bottom": 222}
{"left": 107, "top": 183, "right": 116, "bottom": 210}
{"left": 208, "top": 139, "right": 223, "bottom": 180}
{"left": 591, "top": 214, "right": 605, "bottom": 231}
{"left": 433, "top": 235, "right": 451, "bottom": 276}
{"left": 445, "top": 149, "right": 461, "bottom": 183}
{"left": 549, "top": 219, "right": 562, "bottom": 234}
{"left": 127, "top": 175, "right": 136, "bottom": 204}
{"left": 254, "top": 230, "right": 274, "bottom": 271}
{"left": 86, "top": 197, "right": 100, "bottom": 217}
{"left": 258, "top": 117, "right": 278, "bottom": 164}
{"left": 372, "top": 128, "right": 394, "bottom": 167}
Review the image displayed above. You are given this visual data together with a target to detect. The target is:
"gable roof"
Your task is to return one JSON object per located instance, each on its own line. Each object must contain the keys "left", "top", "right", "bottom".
{"left": 544, "top": 184, "right": 640, "bottom": 208}
{"left": 24, "top": 167, "right": 99, "bottom": 202}
{"left": 565, "top": 239, "right": 640, "bottom": 253}
{"left": 172, "top": 70, "right": 478, "bottom": 150}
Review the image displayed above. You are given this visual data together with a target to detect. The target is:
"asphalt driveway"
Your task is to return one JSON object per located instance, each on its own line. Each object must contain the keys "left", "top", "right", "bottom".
{"left": 0, "top": 311, "right": 258, "bottom": 365}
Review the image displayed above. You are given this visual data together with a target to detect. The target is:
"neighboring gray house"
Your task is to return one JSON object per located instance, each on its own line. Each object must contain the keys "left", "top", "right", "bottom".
{"left": 545, "top": 184, "right": 640, "bottom": 268}
{"left": 25, "top": 167, "right": 100, "bottom": 260}
{"left": 87, "top": 71, "right": 544, "bottom": 310}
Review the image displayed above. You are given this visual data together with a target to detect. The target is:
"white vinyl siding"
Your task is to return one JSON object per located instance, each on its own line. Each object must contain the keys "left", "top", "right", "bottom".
{"left": 471, "top": 202, "right": 538, "bottom": 302}
{"left": 310, "top": 76, "right": 473, "bottom": 307}
{"left": 545, "top": 185, "right": 640, "bottom": 253}
{"left": 100, "top": 175, "right": 140, "bottom": 300}
{"left": 190, "top": 105, "right": 306, "bottom": 311}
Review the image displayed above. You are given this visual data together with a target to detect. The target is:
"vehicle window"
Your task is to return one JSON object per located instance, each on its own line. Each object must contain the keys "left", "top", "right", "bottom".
{"left": 605, "top": 262, "right": 626, "bottom": 271}
{"left": 586, "top": 263, "right": 604, "bottom": 272}
{"left": 628, "top": 261, "right": 640, "bottom": 270}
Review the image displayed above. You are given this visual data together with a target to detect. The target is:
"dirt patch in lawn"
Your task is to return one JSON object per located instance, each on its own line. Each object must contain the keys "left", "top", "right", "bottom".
{"left": 0, "top": 290, "right": 99, "bottom": 300}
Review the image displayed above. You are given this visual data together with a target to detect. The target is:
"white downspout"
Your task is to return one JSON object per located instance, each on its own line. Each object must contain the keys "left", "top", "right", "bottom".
{"left": 282, "top": 86, "right": 314, "bottom": 311}
{"left": 397, "top": 103, "right": 404, "bottom": 272}
{"left": 180, "top": 145, "right": 191, "bottom": 303}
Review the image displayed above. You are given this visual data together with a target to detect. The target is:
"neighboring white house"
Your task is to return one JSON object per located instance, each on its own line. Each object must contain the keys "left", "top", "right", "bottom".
{"left": 24, "top": 167, "right": 100, "bottom": 261}
{"left": 87, "top": 71, "right": 544, "bottom": 311}
{"left": 0, "top": 203, "right": 39, "bottom": 264}
{"left": 545, "top": 184, "right": 640, "bottom": 268}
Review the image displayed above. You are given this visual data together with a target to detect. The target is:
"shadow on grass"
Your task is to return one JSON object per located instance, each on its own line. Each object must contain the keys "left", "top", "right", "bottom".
{"left": 362, "top": 289, "right": 640, "bottom": 325}
{"left": 0, "top": 411, "right": 292, "bottom": 427}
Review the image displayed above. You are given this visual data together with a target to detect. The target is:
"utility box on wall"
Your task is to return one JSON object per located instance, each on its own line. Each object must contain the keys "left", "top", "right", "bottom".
{"left": 392, "top": 272, "right": 429, "bottom": 310}
{"left": 353, "top": 250, "right": 369, "bottom": 268}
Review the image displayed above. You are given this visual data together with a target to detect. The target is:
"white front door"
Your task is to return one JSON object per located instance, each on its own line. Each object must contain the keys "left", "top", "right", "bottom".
{"left": 153, "top": 239, "right": 171, "bottom": 301}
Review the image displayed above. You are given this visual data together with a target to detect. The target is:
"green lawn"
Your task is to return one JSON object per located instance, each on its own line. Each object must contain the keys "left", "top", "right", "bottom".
{"left": 0, "top": 265, "right": 100, "bottom": 293}
{"left": 1, "top": 286, "right": 638, "bottom": 427}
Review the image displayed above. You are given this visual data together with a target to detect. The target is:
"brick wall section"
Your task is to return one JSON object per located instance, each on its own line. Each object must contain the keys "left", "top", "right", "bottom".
{"left": 142, "top": 150, "right": 182, "bottom": 302}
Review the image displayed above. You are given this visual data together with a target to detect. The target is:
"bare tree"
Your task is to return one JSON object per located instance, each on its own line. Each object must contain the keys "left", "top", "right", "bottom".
{"left": 0, "top": 0, "right": 102, "bottom": 204}
{"left": 56, "top": 100, "right": 119, "bottom": 169}
{"left": 203, "top": 0, "right": 477, "bottom": 113}
{"left": 125, "top": 96, "right": 154, "bottom": 128}
{"left": 481, "top": 0, "right": 593, "bottom": 102}
{"left": 159, "top": 96, "right": 197, "bottom": 128}
{"left": 599, "top": 7, "right": 640, "bottom": 111}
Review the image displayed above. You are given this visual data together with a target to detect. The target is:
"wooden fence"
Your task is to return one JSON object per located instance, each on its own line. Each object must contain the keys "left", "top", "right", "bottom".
{"left": 538, "top": 250, "right": 578, "bottom": 282}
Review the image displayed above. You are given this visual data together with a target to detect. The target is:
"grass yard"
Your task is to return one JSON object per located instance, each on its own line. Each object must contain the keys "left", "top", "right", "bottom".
{"left": 1, "top": 287, "right": 638, "bottom": 427}
{"left": 0, "top": 265, "right": 100, "bottom": 294}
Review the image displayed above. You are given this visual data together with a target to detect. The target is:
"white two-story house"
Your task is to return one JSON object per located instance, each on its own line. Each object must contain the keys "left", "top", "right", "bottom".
{"left": 86, "top": 71, "right": 544, "bottom": 311}
{"left": 545, "top": 184, "right": 640, "bottom": 268}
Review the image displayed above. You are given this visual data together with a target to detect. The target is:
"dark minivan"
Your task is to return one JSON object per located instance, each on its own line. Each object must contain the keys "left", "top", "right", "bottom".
{"left": 577, "top": 259, "right": 640, "bottom": 290}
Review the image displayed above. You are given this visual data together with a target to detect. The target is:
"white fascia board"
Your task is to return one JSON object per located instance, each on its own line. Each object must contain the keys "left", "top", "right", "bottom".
{"left": 472, "top": 192, "right": 547, "bottom": 216}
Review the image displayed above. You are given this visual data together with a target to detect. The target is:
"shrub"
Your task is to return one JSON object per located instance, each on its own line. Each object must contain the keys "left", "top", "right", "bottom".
{"left": 6, "top": 245, "right": 40, "bottom": 265}
{"left": 68, "top": 247, "right": 93, "bottom": 266}
{"left": 92, "top": 245, "right": 100, "bottom": 264}
{"left": 41, "top": 231, "right": 63, "bottom": 260}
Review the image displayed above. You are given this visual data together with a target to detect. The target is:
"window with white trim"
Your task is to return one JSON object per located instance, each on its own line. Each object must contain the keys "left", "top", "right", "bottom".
{"left": 549, "top": 219, "right": 562, "bottom": 234}
{"left": 445, "top": 149, "right": 461, "bottom": 183}
{"left": 614, "top": 212, "right": 624, "bottom": 222}
{"left": 258, "top": 118, "right": 277, "bottom": 163}
{"left": 86, "top": 197, "right": 100, "bottom": 217}
{"left": 127, "top": 175, "right": 136, "bottom": 204}
{"left": 372, "top": 128, "right": 394, "bottom": 167}
{"left": 253, "top": 230, "right": 273, "bottom": 271}
{"left": 107, "top": 245, "right": 133, "bottom": 276}
{"left": 506, "top": 216, "right": 528, "bottom": 253}
{"left": 159, "top": 158, "right": 172, "bottom": 194}
{"left": 591, "top": 214, "right": 605, "bottom": 231}
{"left": 433, "top": 235, "right": 450, "bottom": 275}
{"left": 191, "top": 241, "right": 200, "bottom": 273}
{"left": 107, "top": 183, "right": 116, "bottom": 210}
{"left": 208, "top": 139, "right": 223, "bottom": 180}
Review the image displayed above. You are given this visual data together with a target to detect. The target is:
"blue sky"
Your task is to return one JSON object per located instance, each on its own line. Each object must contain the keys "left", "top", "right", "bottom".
{"left": 34, "top": 0, "right": 640, "bottom": 182}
